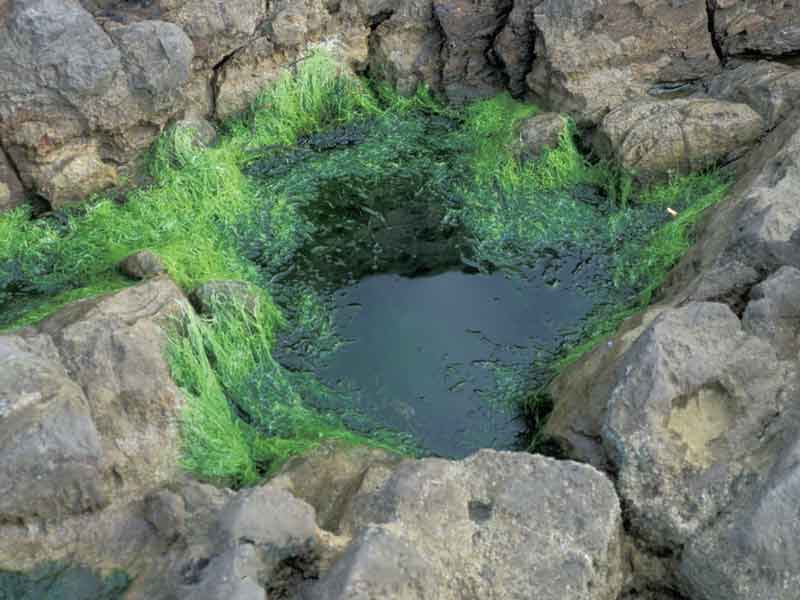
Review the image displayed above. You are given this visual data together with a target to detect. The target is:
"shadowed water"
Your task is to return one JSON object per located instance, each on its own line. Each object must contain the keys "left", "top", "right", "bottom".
{"left": 310, "top": 256, "right": 599, "bottom": 457}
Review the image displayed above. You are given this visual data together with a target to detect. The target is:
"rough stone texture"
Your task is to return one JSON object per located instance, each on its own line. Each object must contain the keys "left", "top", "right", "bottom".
{"left": 494, "top": 0, "right": 541, "bottom": 97}
{"left": 742, "top": 267, "right": 800, "bottom": 359}
{"left": 593, "top": 98, "right": 764, "bottom": 177}
{"left": 517, "top": 112, "right": 565, "bottom": 158}
{"left": 119, "top": 250, "right": 167, "bottom": 280}
{"left": 714, "top": 0, "right": 800, "bottom": 59}
{"left": 270, "top": 442, "right": 403, "bottom": 533}
{"left": 527, "top": 0, "right": 719, "bottom": 123}
{"left": 0, "top": 0, "right": 195, "bottom": 206}
{"left": 603, "top": 302, "right": 798, "bottom": 551}
{"left": 543, "top": 307, "right": 665, "bottom": 471}
{"left": 0, "top": 277, "right": 187, "bottom": 527}
{"left": 308, "top": 450, "right": 623, "bottom": 600}
{"left": 663, "top": 109, "right": 800, "bottom": 304}
{"left": 0, "top": 147, "right": 25, "bottom": 211}
{"left": 433, "top": 0, "right": 512, "bottom": 102}
{"left": 706, "top": 61, "right": 800, "bottom": 129}
{"left": 368, "top": 0, "right": 443, "bottom": 95}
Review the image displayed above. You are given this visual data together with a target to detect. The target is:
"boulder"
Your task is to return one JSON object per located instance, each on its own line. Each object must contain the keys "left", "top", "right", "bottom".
{"left": 713, "top": 0, "right": 800, "bottom": 59}
{"left": 527, "top": 0, "right": 719, "bottom": 123}
{"left": 189, "top": 280, "right": 262, "bottom": 316}
{"left": 309, "top": 450, "right": 624, "bottom": 600}
{"left": 706, "top": 61, "right": 800, "bottom": 129}
{"left": 517, "top": 112, "right": 565, "bottom": 158}
{"left": 742, "top": 267, "right": 800, "bottom": 359}
{"left": 119, "top": 250, "right": 167, "bottom": 280}
{"left": 0, "top": 0, "right": 195, "bottom": 206}
{"left": 0, "top": 277, "right": 187, "bottom": 531}
{"left": 602, "top": 302, "right": 798, "bottom": 551}
{"left": 593, "top": 98, "right": 764, "bottom": 177}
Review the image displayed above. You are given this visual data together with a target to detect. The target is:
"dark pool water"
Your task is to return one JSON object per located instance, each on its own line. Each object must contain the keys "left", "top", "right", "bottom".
{"left": 310, "top": 256, "right": 598, "bottom": 457}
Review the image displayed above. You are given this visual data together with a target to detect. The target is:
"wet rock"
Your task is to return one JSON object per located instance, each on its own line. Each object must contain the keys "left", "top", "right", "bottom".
{"left": 309, "top": 450, "right": 623, "bottom": 600}
{"left": 706, "top": 61, "right": 800, "bottom": 129}
{"left": 189, "top": 280, "right": 262, "bottom": 316}
{"left": 119, "top": 250, "right": 167, "bottom": 280}
{"left": 714, "top": 0, "right": 800, "bottom": 60}
{"left": 271, "top": 442, "right": 402, "bottom": 533}
{"left": 517, "top": 112, "right": 565, "bottom": 158}
{"left": 602, "top": 302, "right": 798, "bottom": 551}
{"left": 528, "top": 0, "right": 719, "bottom": 124}
{"left": 593, "top": 98, "right": 764, "bottom": 177}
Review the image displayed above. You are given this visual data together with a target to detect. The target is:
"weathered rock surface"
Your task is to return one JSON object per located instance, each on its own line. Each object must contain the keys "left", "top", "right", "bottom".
{"left": 189, "top": 280, "right": 262, "bottom": 316}
{"left": 713, "top": 0, "right": 800, "bottom": 60}
{"left": 494, "top": 0, "right": 541, "bottom": 97}
{"left": 308, "top": 450, "right": 623, "bottom": 600}
{"left": 517, "top": 111, "right": 565, "bottom": 158}
{"left": 0, "top": 277, "right": 188, "bottom": 568}
{"left": 706, "top": 61, "right": 800, "bottom": 129}
{"left": 527, "top": 0, "right": 719, "bottom": 123}
{"left": 604, "top": 302, "right": 797, "bottom": 551}
{"left": 0, "top": 147, "right": 25, "bottom": 212}
{"left": 593, "top": 98, "right": 764, "bottom": 177}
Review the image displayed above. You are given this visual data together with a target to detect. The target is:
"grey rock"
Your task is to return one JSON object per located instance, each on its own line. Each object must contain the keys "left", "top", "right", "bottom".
{"left": 310, "top": 450, "right": 623, "bottom": 600}
{"left": 494, "top": 0, "right": 542, "bottom": 97}
{"left": 593, "top": 98, "right": 764, "bottom": 177}
{"left": 0, "top": 147, "right": 26, "bottom": 212}
{"left": 0, "top": 333, "right": 106, "bottom": 522}
{"left": 119, "top": 250, "right": 167, "bottom": 280}
{"left": 714, "top": 1, "right": 800, "bottom": 59}
{"left": 518, "top": 112, "right": 565, "bottom": 158}
{"left": 173, "top": 118, "right": 218, "bottom": 148}
{"left": 145, "top": 490, "right": 186, "bottom": 542}
{"left": 602, "top": 302, "right": 797, "bottom": 551}
{"left": 706, "top": 61, "right": 800, "bottom": 130}
{"left": 743, "top": 266, "right": 800, "bottom": 359}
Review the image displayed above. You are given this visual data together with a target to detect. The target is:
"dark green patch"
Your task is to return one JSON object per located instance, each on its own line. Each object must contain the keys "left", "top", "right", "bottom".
{"left": 0, "top": 563, "right": 130, "bottom": 600}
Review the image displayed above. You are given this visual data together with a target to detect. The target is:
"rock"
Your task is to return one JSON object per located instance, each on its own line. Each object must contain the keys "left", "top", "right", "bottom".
{"left": 494, "top": 0, "right": 541, "bottom": 97}
{"left": 517, "top": 112, "right": 565, "bottom": 158}
{"left": 189, "top": 280, "right": 262, "bottom": 316}
{"left": 528, "top": 0, "right": 719, "bottom": 123}
{"left": 593, "top": 98, "right": 764, "bottom": 177}
{"left": 0, "top": 148, "right": 26, "bottom": 212}
{"left": 172, "top": 119, "right": 217, "bottom": 148}
{"left": 271, "top": 442, "right": 402, "bottom": 533}
{"left": 119, "top": 250, "right": 167, "bottom": 280}
{"left": 713, "top": 0, "right": 800, "bottom": 60}
{"left": 178, "top": 484, "right": 320, "bottom": 600}
{"left": 602, "top": 302, "right": 798, "bottom": 551}
{"left": 0, "top": 0, "right": 195, "bottom": 206}
{"left": 543, "top": 307, "right": 665, "bottom": 470}
{"left": 0, "top": 333, "right": 106, "bottom": 522}
{"left": 433, "top": 0, "right": 512, "bottom": 102}
{"left": 309, "top": 450, "right": 623, "bottom": 600}
{"left": 678, "top": 417, "right": 800, "bottom": 600}
{"left": 145, "top": 490, "right": 186, "bottom": 543}
{"left": 0, "top": 277, "right": 188, "bottom": 530}
{"left": 368, "top": 0, "right": 443, "bottom": 95}
{"left": 742, "top": 267, "right": 800, "bottom": 359}
{"left": 663, "top": 109, "right": 800, "bottom": 304}
{"left": 706, "top": 61, "right": 800, "bottom": 130}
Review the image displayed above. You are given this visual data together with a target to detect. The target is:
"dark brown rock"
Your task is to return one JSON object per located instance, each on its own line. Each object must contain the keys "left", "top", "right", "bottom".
{"left": 714, "top": 0, "right": 800, "bottom": 60}
{"left": 518, "top": 112, "right": 565, "bottom": 158}
{"left": 119, "top": 250, "right": 167, "bottom": 280}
